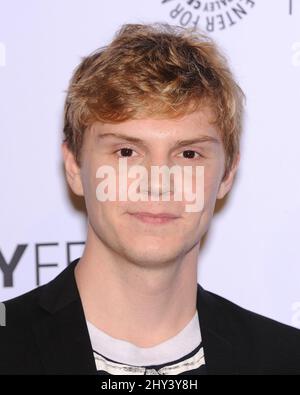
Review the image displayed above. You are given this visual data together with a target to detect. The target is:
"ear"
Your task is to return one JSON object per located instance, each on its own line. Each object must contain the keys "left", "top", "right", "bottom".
{"left": 61, "top": 142, "right": 84, "bottom": 196}
{"left": 217, "top": 153, "right": 240, "bottom": 200}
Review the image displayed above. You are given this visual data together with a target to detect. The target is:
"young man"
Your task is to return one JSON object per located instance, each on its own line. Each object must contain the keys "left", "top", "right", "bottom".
{"left": 1, "top": 23, "right": 300, "bottom": 375}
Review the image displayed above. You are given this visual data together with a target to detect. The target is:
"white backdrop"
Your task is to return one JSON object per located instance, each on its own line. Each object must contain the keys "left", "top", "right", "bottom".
{"left": 0, "top": 0, "right": 299, "bottom": 329}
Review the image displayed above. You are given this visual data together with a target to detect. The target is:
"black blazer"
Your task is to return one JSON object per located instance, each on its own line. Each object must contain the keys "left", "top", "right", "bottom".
{"left": 1, "top": 258, "right": 300, "bottom": 375}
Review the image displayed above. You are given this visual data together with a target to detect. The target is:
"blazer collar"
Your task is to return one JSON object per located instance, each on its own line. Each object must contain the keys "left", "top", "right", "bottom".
{"left": 34, "top": 258, "right": 96, "bottom": 374}
{"left": 197, "top": 286, "right": 237, "bottom": 375}
{"left": 35, "top": 258, "right": 236, "bottom": 375}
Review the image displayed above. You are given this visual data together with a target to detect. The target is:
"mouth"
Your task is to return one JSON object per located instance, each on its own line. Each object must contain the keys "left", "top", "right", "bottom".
{"left": 128, "top": 211, "right": 181, "bottom": 225}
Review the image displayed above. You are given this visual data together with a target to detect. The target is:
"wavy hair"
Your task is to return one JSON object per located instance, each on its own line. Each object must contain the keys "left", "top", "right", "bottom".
{"left": 63, "top": 23, "right": 244, "bottom": 179}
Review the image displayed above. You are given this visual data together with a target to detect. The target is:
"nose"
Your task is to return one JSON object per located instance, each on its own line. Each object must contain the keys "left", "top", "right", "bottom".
{"left": 139, "top": 154, "right": 176, "bottom": 199}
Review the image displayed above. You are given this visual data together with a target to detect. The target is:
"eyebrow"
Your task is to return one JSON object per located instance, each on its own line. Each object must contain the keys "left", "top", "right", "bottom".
{"left": 96, "top": 132, "right": 220, "bottom": 147}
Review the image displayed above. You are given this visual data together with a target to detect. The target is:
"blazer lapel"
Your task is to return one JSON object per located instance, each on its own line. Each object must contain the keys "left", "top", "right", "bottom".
{"left": 32, "top": 258, "right": 237, "bottom": 375}
{"left": 197, "top": 285, "right": 237, "bottom": 375}
{"left": 33, "top": 259, "right": 96, "bottom": 374}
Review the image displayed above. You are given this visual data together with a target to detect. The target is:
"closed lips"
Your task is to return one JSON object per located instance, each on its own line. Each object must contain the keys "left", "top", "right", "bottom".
{"left": 129, "top": 212, "right": 180, "bottom": 218}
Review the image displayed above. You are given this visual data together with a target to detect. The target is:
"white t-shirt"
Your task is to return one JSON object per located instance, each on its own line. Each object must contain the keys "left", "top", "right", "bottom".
{"left": 86, "top": 310, "right": 206, "bottom": 375}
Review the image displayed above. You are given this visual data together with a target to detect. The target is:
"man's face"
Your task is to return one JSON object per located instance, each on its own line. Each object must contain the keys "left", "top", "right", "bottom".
{"left": 64, "top": 107, "right": 238, "bottom": 267}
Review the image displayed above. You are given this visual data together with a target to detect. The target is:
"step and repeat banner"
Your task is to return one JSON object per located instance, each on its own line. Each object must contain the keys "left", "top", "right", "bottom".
{"left": 0, "top": 0, "right": 299, "bottom": 328}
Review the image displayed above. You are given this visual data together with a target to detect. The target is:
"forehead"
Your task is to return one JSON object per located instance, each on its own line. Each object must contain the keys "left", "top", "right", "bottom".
{"left": 90, "top": 107, "right": 220, "bottom": 142}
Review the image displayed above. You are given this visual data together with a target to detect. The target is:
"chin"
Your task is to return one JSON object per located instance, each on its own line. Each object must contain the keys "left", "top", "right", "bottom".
{"left": 122, "top": 243, "right": 183, "bottom": 267}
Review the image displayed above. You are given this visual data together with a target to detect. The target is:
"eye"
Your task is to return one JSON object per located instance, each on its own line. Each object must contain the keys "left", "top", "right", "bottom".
{"left": 179, "top": 150, "right": 202, "bottom": 159}
{"left": 116, "top": 148, "right": 138, "bottom": 158}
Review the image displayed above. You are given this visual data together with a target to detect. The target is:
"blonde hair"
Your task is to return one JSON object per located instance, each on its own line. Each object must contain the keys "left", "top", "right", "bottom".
{"left": 63, "top": 23, "right": 244, "bottom": 179}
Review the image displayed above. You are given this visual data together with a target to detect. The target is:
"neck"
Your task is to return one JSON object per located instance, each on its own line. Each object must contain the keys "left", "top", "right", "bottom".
{"left": 75, "top": 223, "right": 199, "bottom": 348}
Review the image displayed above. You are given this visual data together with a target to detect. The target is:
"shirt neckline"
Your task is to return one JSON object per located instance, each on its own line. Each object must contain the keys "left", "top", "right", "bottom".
{"left": 86, "top": 310, "right": 201, "bottom": 366}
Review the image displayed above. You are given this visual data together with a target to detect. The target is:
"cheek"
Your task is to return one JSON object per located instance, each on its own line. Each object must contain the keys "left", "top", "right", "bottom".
{"left": 203, "top": 163, "right": 224, "bottom": 207}
{"left": 82, "top": 170, "right": 98, "bottom": 205}
{"left": 81, "top": 159, "right": 109, "bottom": 213}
